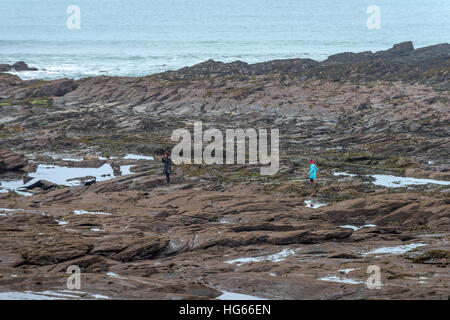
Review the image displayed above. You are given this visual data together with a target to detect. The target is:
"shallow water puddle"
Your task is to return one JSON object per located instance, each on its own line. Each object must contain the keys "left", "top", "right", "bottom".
{"left": 120, "top": 165, "right": 134, "bottom": 175}
{"left": 123, "top": 154, "right": 154, "bottom": 160}
{"left": 333, "top": 172, "right": 357, "bottom": 177}
{"left": 318, "top": 275, "right": 364, "bottom": 285}
{"left": 28, "top": 164, "right": 115, "bottom": 186}
{"left": 62, "top": 158, "right": 84, "bottom": 162}
{"left": 371, "top": 174, "right": 450, "bottom": 188}
{"left": 73, "top": 210, "right": 111, "bottom": 215}
{"left": 0, "top": 163, "right": 118, "bottom": 195}
{"left": 0, "top": 160, "right": 142, "bottom": 195}
{"left": 226, "top": 248, "right": 296, "bottom": 266}
{"left": 0, "top": 291, "right": 68, "bottom": 300}
{"left": 0, "top": 208, "right": 24, "bottom": 213}
{"left": 106, "top": 272, "right": 120, "bottom": 277}
{"left": 217, "top": 291, "right": 266, "bottom": 300}
{"left": 106, "top": 272, "right": 129, "bottom": 281}
{"left": 340, "top": 224, "right": 376, "bottom": 231}
{"left": 338, "top": 268, "right": 356, "bottom": 274}
{"left": 0, "top": 180, "right": 25, "bottom": 191}
{"left": 418, "top": 276, "right": 428, "bottom": 284}
{"left": 333, "top": 172, "right": 450, "bottom": 188}
{"left": 304, "top": 200, "right": 327, "bottom": 209}
{"left": 106, "top": 272, "right": 124, "bottom": 278}
{"left": 0, "top": 208, "right": 46, "bottom": 216}
{"left": 362, "top": 243, "right": 426, "bottom": 257}
{"left": 0, "top": 290, "right": 110, "bottom": 300}
{"left": 0, "top": 180, "right": 33, "bottom": 196}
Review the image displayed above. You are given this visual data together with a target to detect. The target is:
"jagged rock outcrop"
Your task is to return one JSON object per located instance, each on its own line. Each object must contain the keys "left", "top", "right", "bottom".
{"left": 0, "top": 73, "right": 22, "bottom": 91}
{"left": 0, "top": 149, "right": 28, "bottom": 172}
{"left": 12, "top": 61, "right": 38, "bottom": 71}
{"left": 0, "top": 61, "right": 39, "bottom": 72}
{"left": 24, "top": 180, "right": 58, "bottom": 191}
{"left": 19, "top": 78, "right": 77, "bottom": 99}
{"left": 0, "top": 64, "right": 12, "bottom": 72}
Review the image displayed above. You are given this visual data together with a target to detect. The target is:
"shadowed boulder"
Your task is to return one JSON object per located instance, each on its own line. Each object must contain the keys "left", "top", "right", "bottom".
{"left": 0, "top": 149, "right": 28, "bottom": 172}
{"left": 12, "top": 61, "right": 38, "bottom": 71}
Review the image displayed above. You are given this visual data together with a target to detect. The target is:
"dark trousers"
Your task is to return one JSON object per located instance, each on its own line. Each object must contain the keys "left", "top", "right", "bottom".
{"left": 165, "top": 172, "right": 170, "bottom": 184}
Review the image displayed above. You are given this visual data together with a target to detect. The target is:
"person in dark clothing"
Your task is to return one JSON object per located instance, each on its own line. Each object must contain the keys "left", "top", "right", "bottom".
{"left": 162, "top": 152, "right": 172, "bottom": 184}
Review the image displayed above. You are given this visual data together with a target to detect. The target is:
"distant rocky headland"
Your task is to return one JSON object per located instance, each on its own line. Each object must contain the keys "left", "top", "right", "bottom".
{"left": 1, "top": 41, "right": 449, "bottom": 101}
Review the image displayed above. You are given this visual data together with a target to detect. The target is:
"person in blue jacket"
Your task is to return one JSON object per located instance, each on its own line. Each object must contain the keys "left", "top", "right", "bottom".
{"left": 308, "top": 159, "right": 318, "bottom": 183}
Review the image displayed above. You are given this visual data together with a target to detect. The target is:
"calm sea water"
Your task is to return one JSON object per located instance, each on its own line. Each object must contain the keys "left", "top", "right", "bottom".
{"left": 0, "top": 0, "right": 449, "bottom": 79}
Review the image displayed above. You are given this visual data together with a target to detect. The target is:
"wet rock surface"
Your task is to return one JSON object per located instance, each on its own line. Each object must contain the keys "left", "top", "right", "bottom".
{"left": 0, "top": 61, "right": 38, "bottom": 72}
{"left": 24, "top": 180, "right": 58, "bottom": 191}
{"left": 11, "top": 61, "right": 38, "bottom": 72}
{"left": 0, "top": 64, "right": 12, "bottom": 72}
{"left": 0, "top": 42, "right": 449, "bottom": 300}
{"left": 0, "top": 150, "right": 28, "bottom": 172}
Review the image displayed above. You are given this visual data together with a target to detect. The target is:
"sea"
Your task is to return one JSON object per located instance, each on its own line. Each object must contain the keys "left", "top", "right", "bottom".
{"left": 0, "top": 0, "right": 449, "bottom": 80}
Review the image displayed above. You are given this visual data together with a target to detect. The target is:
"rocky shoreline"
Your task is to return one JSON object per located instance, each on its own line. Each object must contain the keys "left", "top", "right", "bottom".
{"left": 0, "top": 42, "right": 449, "bottom": 299}
{"left": 0, "top": 61, "right": 38, "bottom": 72}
